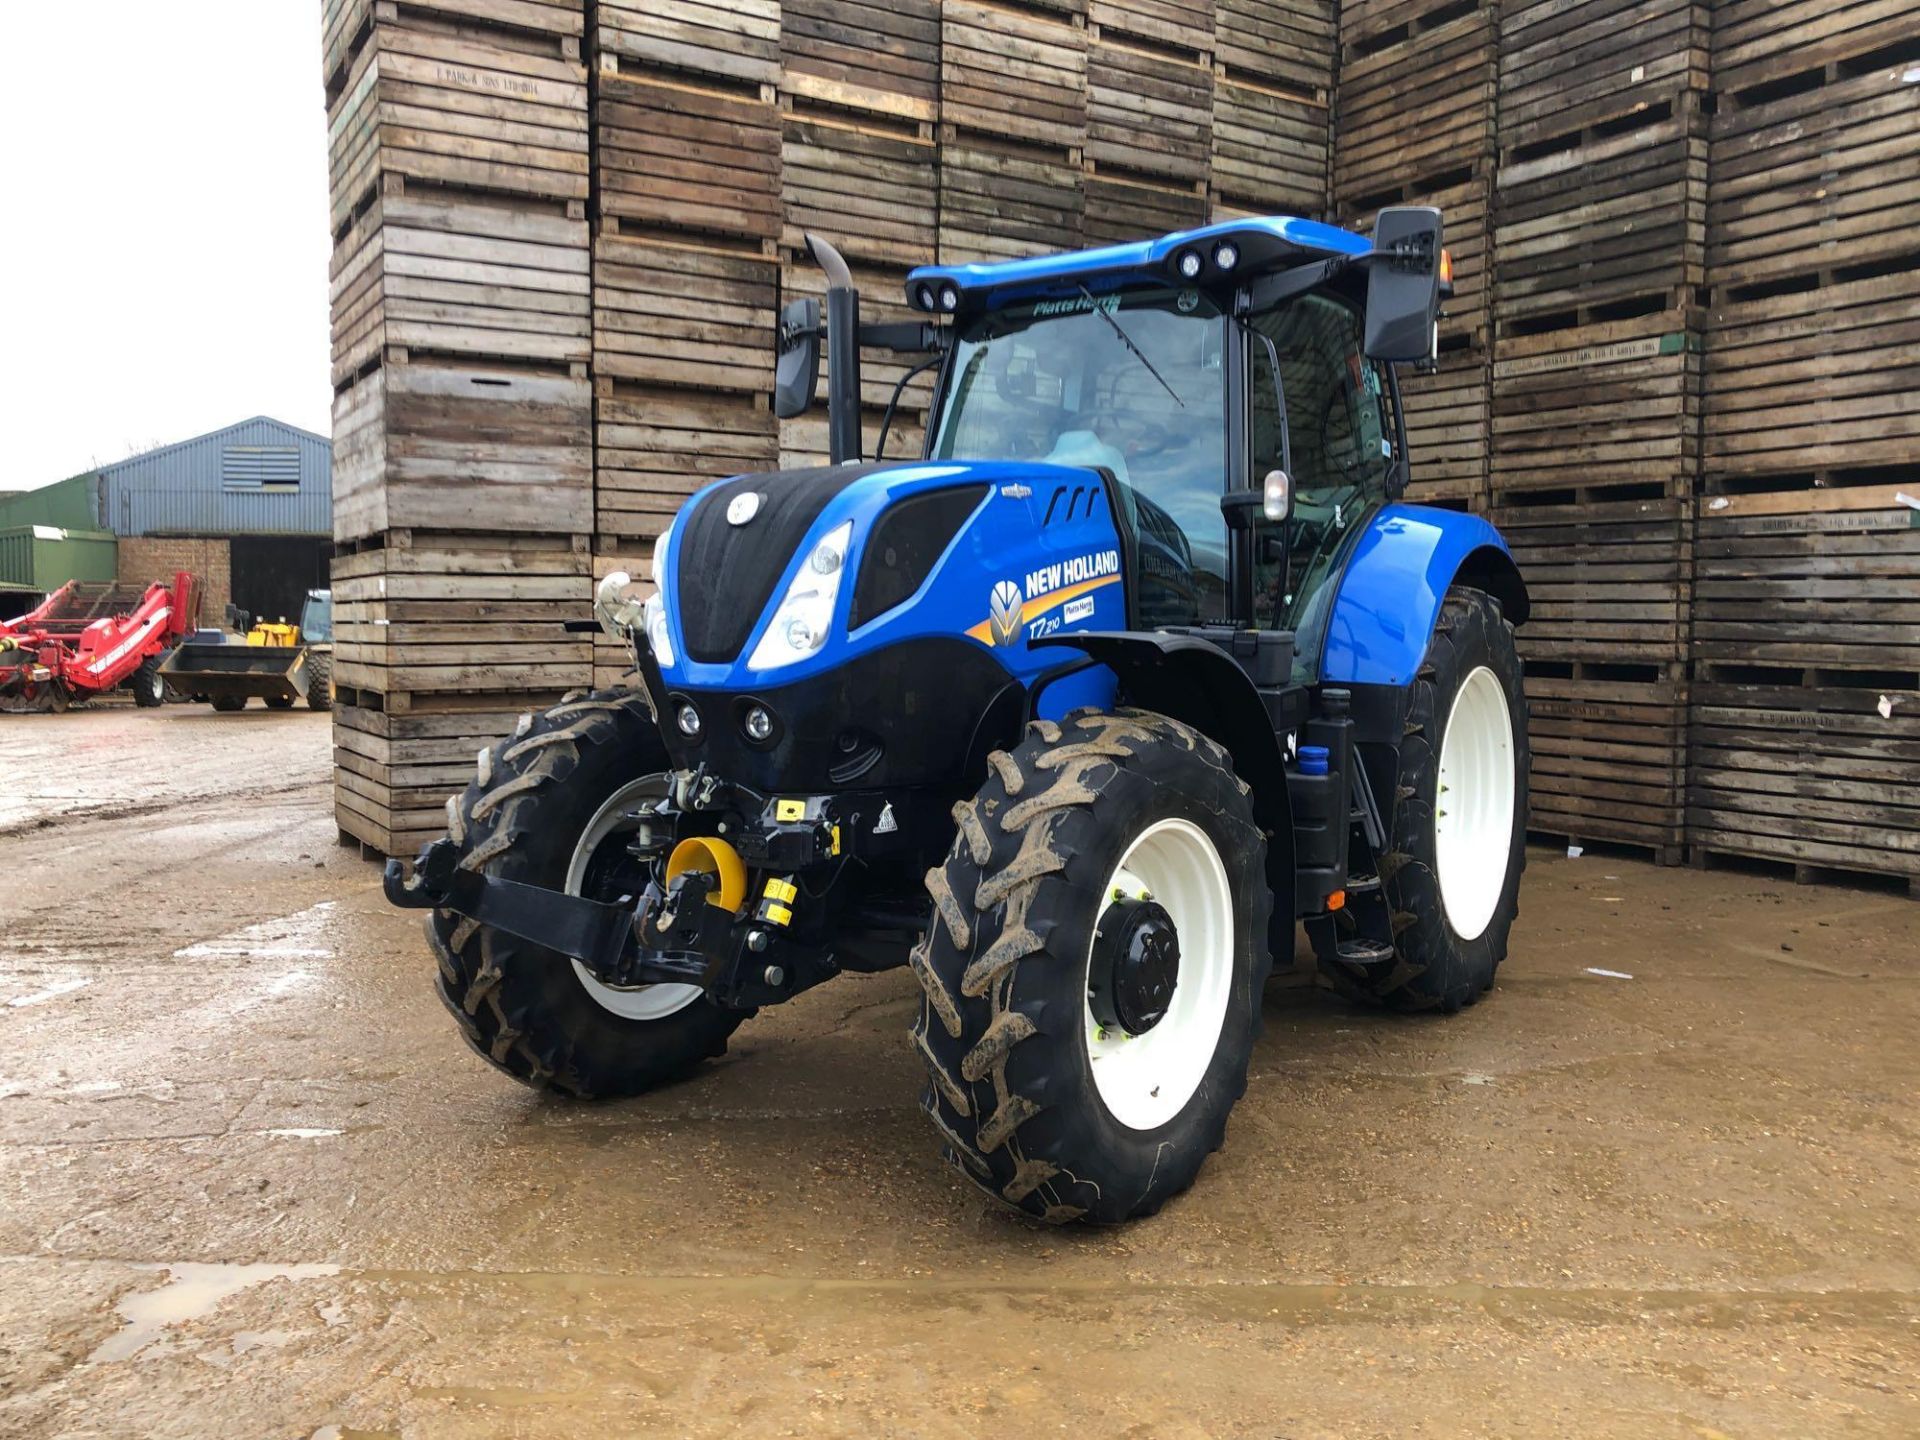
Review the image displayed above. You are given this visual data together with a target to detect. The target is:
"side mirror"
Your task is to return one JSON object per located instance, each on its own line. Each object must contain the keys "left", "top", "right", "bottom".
{"left": 774, "top": 297, "right": 821, "bottom": 420}
{"left": 1364, "top": 206, "right": 1443, "bottom": 363}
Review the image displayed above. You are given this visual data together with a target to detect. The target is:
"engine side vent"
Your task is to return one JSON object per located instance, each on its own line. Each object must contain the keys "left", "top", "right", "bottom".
{"left": 849, "top": 485, "right": 989, "bottom": 630}
{"left": 1042, "top": 484, "right": 1102, "bottom": 525}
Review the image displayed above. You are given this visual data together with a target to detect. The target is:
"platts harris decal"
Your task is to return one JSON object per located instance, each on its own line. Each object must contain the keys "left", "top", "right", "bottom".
{"left": 968, "top": 549, "right": 1122, "bottom": 647}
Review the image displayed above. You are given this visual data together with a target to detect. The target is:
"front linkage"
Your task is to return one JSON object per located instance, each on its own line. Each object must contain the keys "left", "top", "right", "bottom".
{"left": 387, "top": 770, "right": 929, "bottom": 1012}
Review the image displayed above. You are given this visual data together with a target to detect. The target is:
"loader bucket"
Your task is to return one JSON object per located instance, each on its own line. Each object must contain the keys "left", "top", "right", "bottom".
{"left": 160, "top": 642, "right": 310, "bottom": 707}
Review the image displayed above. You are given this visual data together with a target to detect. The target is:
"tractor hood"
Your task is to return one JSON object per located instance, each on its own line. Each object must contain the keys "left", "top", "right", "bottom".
{"left": 655, "top": 458, "right": 1130, "bottom": 694}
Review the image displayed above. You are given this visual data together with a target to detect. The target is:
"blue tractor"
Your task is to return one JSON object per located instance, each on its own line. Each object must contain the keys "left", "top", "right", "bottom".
{"left": 389, "top": 208, "right": 1530, "bottom": 1224}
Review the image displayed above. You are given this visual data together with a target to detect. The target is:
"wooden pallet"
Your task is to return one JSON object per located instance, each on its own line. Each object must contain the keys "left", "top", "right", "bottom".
{"left": 332, "top": 530, "right": 594, "bottom": 697}
{"left": 1333, "top": 0, "right": 1495, "bottom": 205}
{"left": 938, "top": 132, "right": 1086, "bottom": 261}
{"left": 330, "top": 187, "right": 590, "bottom": 387}
{"left": 592, "top": 231, "right": 777, "bottom": 395}
{"left": 1088, "top": 31, "right": 1215, "bottom": 186}
{"left": 1687, "top": 664, "right": 1920, "bottom": 888}
{"left": 780, "top": 0, "right": 941, "bottom": 108}
{"left": 941, "top": 0, "right": 1091, "bottom": 151}
{"left": 1214, "top": 0, "right": 1335, "bottom": 97}
{"left": 1493, "top": 90, "right": 1706, "bottom": 328}
{"left": 1210, "top": 76, "right": 1327, "bottom": 216}
{"left": 1492, "top": 490, "right": 1691, "bottom": 666}
{"left": 1489, "top": 310, "right": 1702, "bottom": 493}
{"left": 781, "top": 106, "right": 938, "bottom": 268}
{"left": 1707, "top": 58, "right": 1920, "bottom": 293}
{"left": 326, "top": 13, "right": 588, "bottom": 232}
{"left": 595, "top": 67, "right": 781, "bottom": 247}
{"left": 592, "top": 0, "right": 780, "bottom": 89}
{"left": 1703, "top": 264, "right": 1920, "bottom": 481}
{"left": 1526, "top": 665, "right": 1689, "bottom": 863}
{"left": 1710, "top": 0, "right": 1914, "bottom": 95}
{"left": 332, "top": 359, "right": 592, "bottom": 543}
{"left": 334, "top": 693, "right": 572, "bottom": 857}
{"left": 1086, "top": 172, "right": 1208, "bottom": 244}
{"left": 1399, "top": 345, "right": 1489, "bottom": 506}
{"left": 323, "top": 0, "right": 584, "bottom": 96}
{"left": 1691, "top": 478, "right": 1920, "bottom": 674}
{"left": 1092, "top": 0, "right": 1216, "bottom": 52}
{"left": 1497, "top": 0, "right": 1708, "bottom": 146}
{"left": 594, "top": 383, "right": 778, "bottom": 542}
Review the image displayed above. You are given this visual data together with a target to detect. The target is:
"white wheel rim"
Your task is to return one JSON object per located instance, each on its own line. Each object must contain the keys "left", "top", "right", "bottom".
{"left": 1435, "top": 665, "right": 1516, "bottom": 942}
{"left": 1084, "top": 817, "right": 1235, "bottom": 1132}
{"left": 565, "top": 775, "right": 703, "bottom": 1022}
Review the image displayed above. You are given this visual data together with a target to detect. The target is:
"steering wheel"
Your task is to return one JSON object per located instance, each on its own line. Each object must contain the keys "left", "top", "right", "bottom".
{"left": 1073, "top": 406, "right": 1175, "bottom": 457}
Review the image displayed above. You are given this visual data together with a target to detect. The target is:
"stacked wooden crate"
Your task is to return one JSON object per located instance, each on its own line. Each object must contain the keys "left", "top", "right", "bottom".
{"left": 1211, "top": 0, "right": 1334, "bottom": 219}
{"left": 1084, "top": 1, "right": 1215, "bottom": 242}
{"left": 1482, "top": 0, "right": 1709, "bottom": 863}
{"left": 1689, "top": 3, "right": 1920, "bottom": 890}
{"left": 590, "top": 0, "right": 781, "bottom": 593}
{"left": 939, "top": 0, "right": 1091, "bottom": 261}
{"left": 1333, "top": 0, "right": 1496, "bottom": 510}
{"left": 778, "top": 0, "right": 941, "bottom": 467}
{"left": 324, "top": 0, "right": 595, "bottom": 856}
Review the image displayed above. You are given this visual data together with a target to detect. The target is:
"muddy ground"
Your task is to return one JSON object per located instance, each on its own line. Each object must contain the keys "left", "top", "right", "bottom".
{"left": 0, "top": 705, "right": 1915, "bottom": 1439}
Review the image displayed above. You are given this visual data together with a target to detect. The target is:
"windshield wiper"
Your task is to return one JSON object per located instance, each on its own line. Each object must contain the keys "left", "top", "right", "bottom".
{"left": 1077, "top": 285, "right": 1184, "bottom": 409}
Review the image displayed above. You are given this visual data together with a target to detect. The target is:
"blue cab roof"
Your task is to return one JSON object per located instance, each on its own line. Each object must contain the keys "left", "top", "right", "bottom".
{"left": 906, "top": 214, "right": 1372, "bottom": 306}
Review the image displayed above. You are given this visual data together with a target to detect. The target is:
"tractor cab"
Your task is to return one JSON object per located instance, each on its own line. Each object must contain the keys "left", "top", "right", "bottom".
{"left": 391, "top": 210, "right": 1533, "bottom": 1228}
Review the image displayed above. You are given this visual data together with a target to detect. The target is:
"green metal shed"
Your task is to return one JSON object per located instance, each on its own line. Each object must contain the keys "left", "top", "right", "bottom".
{"left": 0, "top": 525, "right": 119, "bottom": 595}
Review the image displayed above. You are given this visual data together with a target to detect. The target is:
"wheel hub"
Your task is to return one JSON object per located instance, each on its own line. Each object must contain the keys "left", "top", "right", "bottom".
{"left": 1089, "top": 897, "right": 1181, "bottom": 1035}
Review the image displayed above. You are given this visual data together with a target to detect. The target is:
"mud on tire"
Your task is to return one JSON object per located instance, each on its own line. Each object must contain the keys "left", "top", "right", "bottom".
{"left": 429, "top": 688, "right": 747, "bottom": 1098}
{"left": 911, "top": 709, "right": 1272, "bottom": 1224}
{"left": 1314, "top": 586, "right": 1528, "bottom": 1012}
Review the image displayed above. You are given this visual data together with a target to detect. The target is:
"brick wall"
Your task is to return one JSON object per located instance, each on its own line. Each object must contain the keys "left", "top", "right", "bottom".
{"left": 117, "top": 537, "right": 230, "bottom": 630}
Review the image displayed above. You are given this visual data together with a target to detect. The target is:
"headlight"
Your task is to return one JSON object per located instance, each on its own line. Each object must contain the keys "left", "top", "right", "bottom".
{"left": 747, "top": 521, "right": 853, "bottom": 672}
{"left": 644, "top": 593, "right": 675, "bottom": 668}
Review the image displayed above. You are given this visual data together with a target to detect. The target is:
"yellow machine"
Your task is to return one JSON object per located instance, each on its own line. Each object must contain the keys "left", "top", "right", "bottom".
{"left": 160, "top": 590, "right": 334, "bottom": 713}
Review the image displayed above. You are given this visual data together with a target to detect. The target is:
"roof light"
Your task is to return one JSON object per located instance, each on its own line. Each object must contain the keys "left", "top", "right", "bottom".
{"left": 914, "top": 282, "right": 935, "bottom": 311}
{"left": 939, "top": 285, "right": 960, "bottom": 313}
{"left": 1213, "top": 242, "right": 1239, "bottom": 271}
{"left": 1175, "top": 249, "right": 1203, "bottom": 280}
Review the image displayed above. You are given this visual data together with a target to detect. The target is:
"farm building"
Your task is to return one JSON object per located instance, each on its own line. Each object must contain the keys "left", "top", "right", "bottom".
{"left": 0, "top": 416, "right": 333, "bottom": 627}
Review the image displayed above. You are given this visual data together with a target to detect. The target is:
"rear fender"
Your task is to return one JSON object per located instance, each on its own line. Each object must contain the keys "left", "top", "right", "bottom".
{"left": 1321, "top": 504, "right": 1529, "bottom": 688}
{"left": 1034, "top": 631, "right": 1296, "bottom": 940}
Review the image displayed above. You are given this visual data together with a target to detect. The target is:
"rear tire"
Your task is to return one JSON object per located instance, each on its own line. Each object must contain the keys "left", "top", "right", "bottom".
{"left": 911, "top": 709, "right": 1272, "bottom": 1224}
{"left": 131, "top": 657, "right": 165, "bottom": 708}
{"left": 428, "top": 689, "right": 748, "bottom": 1098}
{"left": 1315, "top": 586, "right": 1528, "bottom": 1011}
{"left": 306, "top": 651, "right": 333, "bottom": 711}
{"left": 211, "top": 695, "right": 246, "bottom": 713}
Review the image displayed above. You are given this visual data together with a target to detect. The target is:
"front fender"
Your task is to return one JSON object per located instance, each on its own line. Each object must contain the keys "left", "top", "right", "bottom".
{"left": 1034, "top": 631, "right": 1296, "bottom": 937}
{"left": 1321, "top": 505, "right": 1528, "bottom": 688}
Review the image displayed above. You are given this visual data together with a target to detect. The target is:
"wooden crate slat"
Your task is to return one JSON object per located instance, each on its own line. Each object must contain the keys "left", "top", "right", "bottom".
{"left": 1211, "top": 77, "right": 1328, "bottom": 215}
{"left": 780, "top": 0, "right": 941, "bottom": 106}
{"left": 940, "top": 0, "right": 1091, "bottom": 151}
{"left": 1088, "top": 34, "right": 1215, "bottom": 184}
{"left": 594, "top": 386, "right": 778, "bottom": 541}
{"left": 592, "top": 233, "right": 778, "bottom": 395}
{"left": 596, "top": 69, "right": 782, "bottom": 244}
{"left": 781, "top": 111, "right": 938, "bottom": 268}
{"left": 593, "top": 0, "right": 781, "bottom": 88}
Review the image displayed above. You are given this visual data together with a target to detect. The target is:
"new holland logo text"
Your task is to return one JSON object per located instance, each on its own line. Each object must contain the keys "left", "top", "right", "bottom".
{"left": 969, "top": 549, "right": 1123, "bottom": 648}
{"left": 1025, "top": 549, "right": 1119, "bottom": 599}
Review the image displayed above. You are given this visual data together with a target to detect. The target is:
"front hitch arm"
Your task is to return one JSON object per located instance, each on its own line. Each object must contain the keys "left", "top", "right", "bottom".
{"left": 384, "top": 840, "right": 711, "bottom": 988}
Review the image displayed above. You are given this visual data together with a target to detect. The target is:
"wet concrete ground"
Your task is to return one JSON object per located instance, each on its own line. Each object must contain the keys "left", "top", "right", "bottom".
{"left": 1, "top": 706, "right": 1916, "bottom": 1438}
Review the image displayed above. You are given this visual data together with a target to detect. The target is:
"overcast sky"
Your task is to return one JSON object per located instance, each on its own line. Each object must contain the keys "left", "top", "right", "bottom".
{"left": 0, "top": 3, "right": 332, "bottom": 491}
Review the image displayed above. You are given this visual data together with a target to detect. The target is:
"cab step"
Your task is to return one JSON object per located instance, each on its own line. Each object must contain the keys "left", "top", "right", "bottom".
{"left": 1334, "top": 937, "right": 1396, "bottom": 966}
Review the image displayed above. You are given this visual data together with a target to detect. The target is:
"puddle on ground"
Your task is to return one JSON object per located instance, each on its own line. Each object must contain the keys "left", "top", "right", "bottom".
{"left": 7, "top": 978, "right": 91, "bottom": 1008}
{"left": 174, "top": 902, "right": 339, "bottom": 962}
{"left": 89, "top": 1261, "right": 340, "bottom": 1364}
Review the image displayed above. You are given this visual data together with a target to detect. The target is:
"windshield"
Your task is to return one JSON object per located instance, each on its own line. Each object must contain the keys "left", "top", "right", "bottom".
{"left": 300, "top": 590, "right": 333, "bottom": 644}
{"left": 932, "top": 285, "right": 1230, "bottom": 625}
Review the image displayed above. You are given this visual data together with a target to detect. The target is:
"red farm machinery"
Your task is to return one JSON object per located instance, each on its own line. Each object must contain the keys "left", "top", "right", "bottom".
{"left": 0, "top": 573, "right": 199, "bottom": 713}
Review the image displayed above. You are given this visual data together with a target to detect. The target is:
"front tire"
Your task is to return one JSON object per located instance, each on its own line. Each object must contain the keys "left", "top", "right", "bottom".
{"left": 912, "top": 709, "right": 1272, "bottom": 1224}
{"left": 211, "top": 694, "right": 247, "bottom": 713}
{"left": 131, "top": 657, "right": 165, "bottom": 708}
{"left": 1316, "top": 586, "right": 1528, "bottom": 1011}
{"left": 428, "top": 689, "right": 748, "bottom": 1098}
{"left": 306, "top": 650, "right": 333, "bottom": 711}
